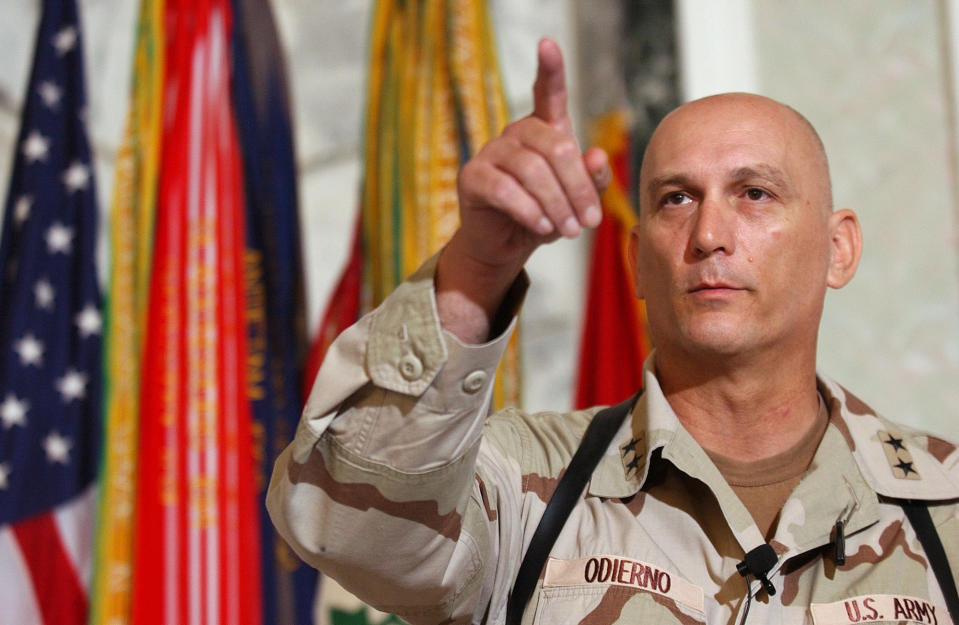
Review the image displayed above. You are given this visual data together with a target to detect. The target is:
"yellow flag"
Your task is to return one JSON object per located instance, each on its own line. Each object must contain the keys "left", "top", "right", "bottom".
{"left": 360, "top": 0, "right": 520, "bottom": 409}
{"left": 89, "top": 0, "right": 163, "bottom": 622}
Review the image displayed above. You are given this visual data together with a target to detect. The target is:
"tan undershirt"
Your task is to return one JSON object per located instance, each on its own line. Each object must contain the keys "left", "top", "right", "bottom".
{"left": 705, "top": 395, "right": 829, "bottom": 540}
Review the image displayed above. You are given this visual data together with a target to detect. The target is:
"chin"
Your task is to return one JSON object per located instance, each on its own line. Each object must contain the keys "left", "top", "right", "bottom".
{"left": 678, "top": 322, "right": 753, "bottom": 357}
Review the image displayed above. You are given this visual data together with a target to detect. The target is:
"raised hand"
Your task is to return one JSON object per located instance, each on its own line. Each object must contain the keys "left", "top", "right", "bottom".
{"left": 436, "top": 38, "right": 610, "bottom": 343}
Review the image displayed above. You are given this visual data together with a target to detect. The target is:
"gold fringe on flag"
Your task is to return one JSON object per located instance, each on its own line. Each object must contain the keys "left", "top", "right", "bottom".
{"left": 360, "top": 0, "right": 520, "bottom": 408}
{"left": 90, "top": 0, "right": 163, "bottom": 623}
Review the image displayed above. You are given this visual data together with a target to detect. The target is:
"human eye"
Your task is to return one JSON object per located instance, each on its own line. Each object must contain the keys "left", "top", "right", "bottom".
{"left": 744, "top": 187, "right": 771, "bottom": 201}
{"left": 662, "top": 191, "right": 691, "bottom": 207}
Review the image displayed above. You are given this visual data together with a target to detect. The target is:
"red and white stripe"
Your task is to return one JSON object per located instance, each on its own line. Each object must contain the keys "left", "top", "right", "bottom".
{"left": 0, "top": 486, "right": 95, "bottom": 625}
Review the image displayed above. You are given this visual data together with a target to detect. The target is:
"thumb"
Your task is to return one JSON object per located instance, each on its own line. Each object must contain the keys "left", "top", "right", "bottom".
{"left": 584, "top": 147, "right": 611, "bottom": 194}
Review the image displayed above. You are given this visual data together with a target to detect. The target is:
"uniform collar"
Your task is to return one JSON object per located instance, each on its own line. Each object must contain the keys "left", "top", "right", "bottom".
{"left": 588, "top": 354, "right": 766, "bottom": 547}
{"left": 588, "top": 354, "right": 707, "bottom": 499}
{"left": 816, "top": 374, "right": 959, "bottom": 501}
{"left": 587, "top": 356, "right": 959, "bottom": 553}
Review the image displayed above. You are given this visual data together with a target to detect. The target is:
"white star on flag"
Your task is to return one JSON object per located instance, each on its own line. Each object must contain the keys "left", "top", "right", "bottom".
{"left": 37, "top": 81, "right": 62, "bottom": 109}
{"left": 55, "top": 369, "right": 88, "bottom": 402}
{"left": 34, "top": 279, "right": 55, "bottom": 309}
{"left": 14, "top": 334, "right": 44, "bottom": 366}
{"left": 62, "top": 161, "right": 90, "bottom": 193}
{"left": 75, "top": 304, "right": 102, "bottom": 337}
{"left": 43, "top": 431, "right": 72, "bottom": 464}
{"left": 52, "top": 26, "right": 77, "bottom": 56}
{"left": 1, "top": 3, "right": 107, "bottom": 617}
{"left": 0, "top": 395, "right": 29, "bottom": 429}
{"left": 45, "top": 222, "right": 74, "bottom": 253}
{"left": 22, "top": 131, "right": 50, "bottom": 163}
{"left": 14, "top": 195, "right": 32, "bottom": 226}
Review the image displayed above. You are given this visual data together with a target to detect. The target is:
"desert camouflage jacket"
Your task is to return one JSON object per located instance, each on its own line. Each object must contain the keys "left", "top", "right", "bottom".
{"left": 267, "top": 257, "right": 959, "bottom": 625}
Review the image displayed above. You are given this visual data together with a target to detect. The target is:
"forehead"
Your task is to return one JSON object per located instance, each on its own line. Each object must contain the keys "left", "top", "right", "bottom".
{"left": 640, "top": 96, "right": 819, "bottom": 192}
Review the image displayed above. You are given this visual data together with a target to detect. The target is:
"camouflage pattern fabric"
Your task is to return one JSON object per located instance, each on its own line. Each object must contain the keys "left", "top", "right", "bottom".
{"left": 267, "top": 256, "right": 959, "bottom": 625}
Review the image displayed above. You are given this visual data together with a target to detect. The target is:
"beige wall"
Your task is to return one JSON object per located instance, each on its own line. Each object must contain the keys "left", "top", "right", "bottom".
{"left": 1, "top": 0, "right": 956, "bottom": 438}
{"left": 752, "top": 0, "right": 959, "bottom": 438}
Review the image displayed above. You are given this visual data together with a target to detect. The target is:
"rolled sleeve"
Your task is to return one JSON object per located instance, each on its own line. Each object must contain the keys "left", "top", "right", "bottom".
{"left": 267, "top": 252, "right": 529, "bottom": 623}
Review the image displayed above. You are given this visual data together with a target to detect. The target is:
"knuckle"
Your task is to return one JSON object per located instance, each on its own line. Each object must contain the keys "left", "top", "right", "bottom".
{"left": 488, "top": 177, "right": 515, "bottom": 208}
{"left": 512, "top": 203, "right": 539, "bottom": 227}
{"left": 506, "top": 116, "right": 548, "bottom": 138}
{"left": 514, "top": 153, "right": 545, "bottom": 182}
{"left": 502, "top": 119, "right": 531, "bottom": 139}
{"left": 474, "top": 138, "right": 500, "bottom": 160}
{"left": 550, "top": 137, "right": 578, "bottom": 161}
{"left": 457, "top": 161, "right": 481, "bottom": 192}
{"left": 460, "top": 157, "right": 479, "bottom": 177}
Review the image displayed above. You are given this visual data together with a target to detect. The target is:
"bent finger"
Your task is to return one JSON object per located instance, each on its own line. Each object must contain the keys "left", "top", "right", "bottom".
{"left": 510, "top": 122, "right": 604, "bottom": 229}
{"left": 484, "top": 140, "right": 581, "bottom": 237}
{"left": 460, "top": 158, "right": 555, "bottom": 236}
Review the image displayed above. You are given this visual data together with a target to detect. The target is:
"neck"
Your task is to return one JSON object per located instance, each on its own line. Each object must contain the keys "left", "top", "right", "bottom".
{"left": 654, "top": 346, "right": 821, "bottom": 461}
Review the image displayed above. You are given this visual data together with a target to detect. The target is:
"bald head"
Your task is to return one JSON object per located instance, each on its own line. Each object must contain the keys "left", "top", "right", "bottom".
{"left": 628, "top": 90, "right": 862, "bottom": 374}
{"left": 639, "top": 93, "right": 833, "bottom": 216}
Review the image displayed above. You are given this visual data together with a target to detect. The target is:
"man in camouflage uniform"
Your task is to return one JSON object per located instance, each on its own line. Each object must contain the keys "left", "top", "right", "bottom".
{"left": 267, "top": 39, "right": 959, "bottom": 625}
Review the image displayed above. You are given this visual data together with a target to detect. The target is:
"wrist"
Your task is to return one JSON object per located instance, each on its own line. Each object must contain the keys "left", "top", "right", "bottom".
{"left": 435, "top": 232, "right": 528, "bottom": 343}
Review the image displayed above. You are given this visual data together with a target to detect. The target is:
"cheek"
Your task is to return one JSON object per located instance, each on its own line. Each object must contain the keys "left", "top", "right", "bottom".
{"left": 738, "top": 224, "right": 782, "bottom": 266}
{"left": 637, "top": 241, "right": 676, "bottom": 289}
{"left": 765, "top": 227, "right": 830, "bottom": 291}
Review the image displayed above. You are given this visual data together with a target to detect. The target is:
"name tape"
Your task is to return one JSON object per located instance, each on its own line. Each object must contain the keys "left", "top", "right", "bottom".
{"left": 811, "top": 594, "right": 952, "bottom": 625}
{"left": 543, "top": 555, "right": 704, "bottom": 613}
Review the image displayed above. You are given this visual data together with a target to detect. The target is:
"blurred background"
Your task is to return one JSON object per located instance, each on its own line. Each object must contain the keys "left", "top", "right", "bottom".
{"left": 0, "top": 1, "right": 957, "bottom": 624}
{"left": 4, "top": 0, "right": 957, "bottom": 432}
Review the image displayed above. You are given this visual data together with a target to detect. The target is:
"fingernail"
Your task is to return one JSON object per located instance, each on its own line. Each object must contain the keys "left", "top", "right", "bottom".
{"left": 562, "top": 216, "right": 581, "bottom": 238}
{"left": 584, "top": 205, "right": 601, "bottom": 227}
{"left": 536, "top": 217, "right": 554, "bottom": 235}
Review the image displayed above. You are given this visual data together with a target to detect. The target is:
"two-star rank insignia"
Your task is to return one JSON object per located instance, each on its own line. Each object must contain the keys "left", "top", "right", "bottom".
{"left": 621, "top": 435, "right": 645, "bottom": 479}
{"left": 878, "top": 430, "right": 921, "bottom": 481}
{"left": 883, "top": 434, "right": 906, "bottom": 452}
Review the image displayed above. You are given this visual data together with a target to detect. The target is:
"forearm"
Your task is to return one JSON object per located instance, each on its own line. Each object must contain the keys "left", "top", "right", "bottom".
{"left": 267, "top": 254, "right": 524, "bottom": 620}
{"left": 267, "top": 431, "right": 488, "bottom": 622}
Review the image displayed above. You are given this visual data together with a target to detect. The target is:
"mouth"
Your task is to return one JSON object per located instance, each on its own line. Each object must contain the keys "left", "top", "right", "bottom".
{"left": 687, "top": 282, "right": 747, "bottom": 299}
{"left": 690, "top": 282, "right": 741, "bottom": 293}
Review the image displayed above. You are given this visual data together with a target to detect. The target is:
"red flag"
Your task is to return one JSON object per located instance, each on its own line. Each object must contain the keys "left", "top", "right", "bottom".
{"left": 304, "top": 0, "right": 519, "bottom": 410}
{"left": 303, "top": 213, "right": 363, "bottom": 398}
{"left": 132, "top": 1, "right": 262, "bottom": 623}
{"left": 575, "top": 112, "right": 652, "bottom": 409}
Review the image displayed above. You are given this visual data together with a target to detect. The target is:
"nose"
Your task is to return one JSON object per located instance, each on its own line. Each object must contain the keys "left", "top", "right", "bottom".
{"left": 689, "top": 194, "right": 736, "bottom": 257}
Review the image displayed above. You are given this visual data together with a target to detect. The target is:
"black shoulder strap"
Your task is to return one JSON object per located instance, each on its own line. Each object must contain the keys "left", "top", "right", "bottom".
{"left": 505, "top": 392, "right": 639, "bottom": 625}
{"left": 900, "top": 500, "right": 959, "bottom": 622}
{"left": 503, "top": 403, "right": 958, "bottom": 625}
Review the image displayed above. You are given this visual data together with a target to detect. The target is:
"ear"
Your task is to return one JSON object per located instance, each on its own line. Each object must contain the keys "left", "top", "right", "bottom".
{"left": 826, "top": 209, "right": 862, "bottom": 289}
{"left": 628, "top": 224, "right": 645, "bottom": 299}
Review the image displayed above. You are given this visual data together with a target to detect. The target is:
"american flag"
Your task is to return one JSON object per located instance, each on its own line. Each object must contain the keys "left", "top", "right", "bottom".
{"left": 0, "top": 1, "right": 102, "bottom": 623}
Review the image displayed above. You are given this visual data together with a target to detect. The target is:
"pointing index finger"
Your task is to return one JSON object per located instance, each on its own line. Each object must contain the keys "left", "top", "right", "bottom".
{"left": 532, "top": 38, "right": 571, "bottom": 133}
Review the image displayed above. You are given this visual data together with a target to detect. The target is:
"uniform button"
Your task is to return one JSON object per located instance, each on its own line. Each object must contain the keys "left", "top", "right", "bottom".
{"left": 399, "top": 354, "right": 423, "bottom": 381}
{"left": 462, "top": 370, "right": 487, "bottom": 394}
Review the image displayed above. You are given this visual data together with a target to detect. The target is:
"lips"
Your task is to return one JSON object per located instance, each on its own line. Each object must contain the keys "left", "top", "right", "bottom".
{"left": 690, "top": 282, "right": 740, "bottom": 292}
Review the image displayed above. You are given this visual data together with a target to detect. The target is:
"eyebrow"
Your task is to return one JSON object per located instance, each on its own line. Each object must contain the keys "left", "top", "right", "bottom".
{"left": 729, "top": 165, "right": 791, "bottom": 191}
{"left": 644, "top": 173, "right": 693, "bottom": 193}
{"left": 644, "top": 164, "right": 792, "bottom": 194}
